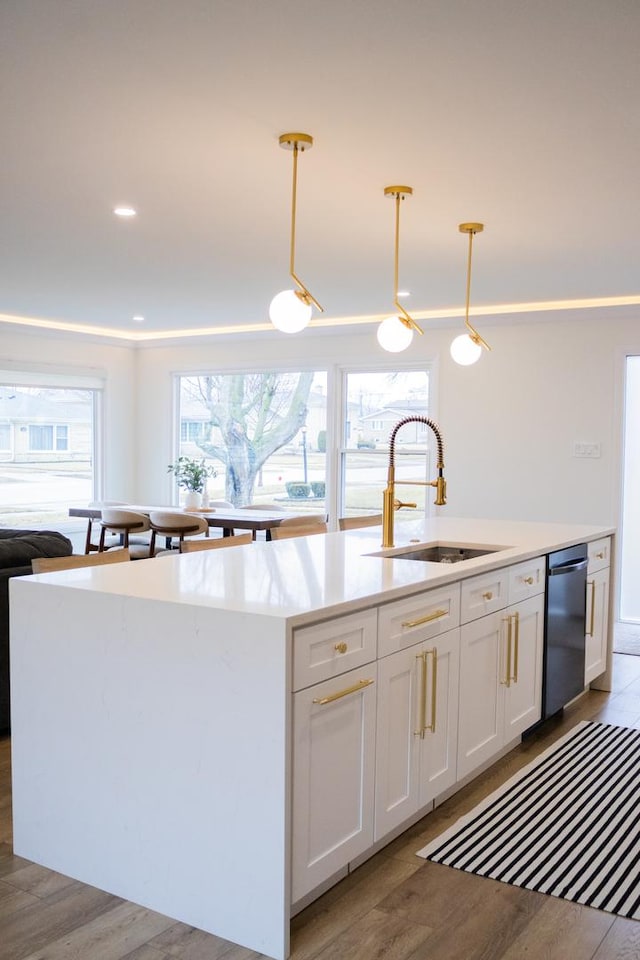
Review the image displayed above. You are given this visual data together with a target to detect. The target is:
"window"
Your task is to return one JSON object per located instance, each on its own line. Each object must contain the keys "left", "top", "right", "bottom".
{"left": 0, "top": 424, "right": 10, "bottom": 451}
{"left": 29, "top": 424, "right": 54, "bottom": 450}
{"left": 181, "top": 420, "right": 206, "bottom": 442}
{"left": 28, "top": 424, "right": 69, "bottom": 451}
{"left": 0, "top": 383, "right": 98, "bottom": 528}
{"left": 174, "top": 365, "right": 432, "bottom": 525}
{"left": 177, "top": 372, "right": 327, "bottom": 511}
{"left": 340, "top": 370, "right": 431, "bottom": 523}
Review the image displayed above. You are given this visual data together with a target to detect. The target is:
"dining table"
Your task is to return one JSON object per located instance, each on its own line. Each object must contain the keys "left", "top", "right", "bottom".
{"left": 69, "top": 504, "right": 320, "bottom": 553}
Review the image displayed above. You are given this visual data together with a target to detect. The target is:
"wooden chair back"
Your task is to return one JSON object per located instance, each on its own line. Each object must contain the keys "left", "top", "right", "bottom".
{"left": 270, "top": 521, "right": 328, "bottom": 540}
{"left": 338, "top": 514, "right": 383, "bottom": 531}
{"left": 180, "top": 533, "right": 253, "bottom": 552}
{"left": 32, "top": 549, "right": 131, "bottom": 573}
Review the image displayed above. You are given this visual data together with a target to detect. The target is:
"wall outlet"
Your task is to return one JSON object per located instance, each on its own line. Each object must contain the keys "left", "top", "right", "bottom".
{"left": 573, "top": 441, "right": 601, "bottom": 459}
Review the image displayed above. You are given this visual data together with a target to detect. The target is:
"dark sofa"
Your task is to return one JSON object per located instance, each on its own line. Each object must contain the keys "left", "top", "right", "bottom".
{"left": 0, "top": 528, "right": 73, "bottom": 733}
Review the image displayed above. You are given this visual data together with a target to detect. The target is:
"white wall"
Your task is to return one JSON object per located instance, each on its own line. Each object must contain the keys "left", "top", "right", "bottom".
{"left": 0, "top": 328, "right": 137, "bottom": 500}
{"left": 5, "top": 309, "right": 635, "bottom": 533}
{"left": 134, "top": 310, "right": 637, "bottom": 532}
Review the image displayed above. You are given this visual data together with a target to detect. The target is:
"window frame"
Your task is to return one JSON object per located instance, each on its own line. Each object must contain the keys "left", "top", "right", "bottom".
{"left": 172, "top": 360, "right": 434, "bottom": 527}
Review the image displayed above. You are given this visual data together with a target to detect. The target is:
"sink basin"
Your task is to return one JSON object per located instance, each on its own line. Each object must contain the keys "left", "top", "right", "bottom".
{"left": 368, "top": 542, "right": 510, "bottom": 563}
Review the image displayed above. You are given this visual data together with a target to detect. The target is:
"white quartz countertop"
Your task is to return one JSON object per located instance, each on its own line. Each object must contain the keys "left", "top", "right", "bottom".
{"left": 24, "top": 517, "right": 614, "bottom": 625}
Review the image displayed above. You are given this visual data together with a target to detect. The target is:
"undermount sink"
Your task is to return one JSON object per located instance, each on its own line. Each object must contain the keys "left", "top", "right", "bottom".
{"left": 368, "top": 542, "right": 510, "bottom": 563}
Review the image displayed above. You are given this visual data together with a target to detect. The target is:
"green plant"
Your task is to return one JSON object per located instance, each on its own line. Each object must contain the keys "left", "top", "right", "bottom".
{"left": 168, "top": 457, "right": 216, "bottom": 493}
{"left": 311, "top": 481, "right": 325, "bottom": 498}
{"left": 317, "top": 429, "right": 326, "bottom": 453}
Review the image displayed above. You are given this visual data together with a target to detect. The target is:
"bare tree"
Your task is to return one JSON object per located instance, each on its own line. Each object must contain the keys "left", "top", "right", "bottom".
{"left": 182, "top": 373, "right": 314, "bottom": 505}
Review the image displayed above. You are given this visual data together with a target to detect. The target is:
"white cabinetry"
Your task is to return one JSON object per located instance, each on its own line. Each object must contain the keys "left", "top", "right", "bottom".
{"left": 292, "top": 614, "right": 377, "bottom": 903}
{"left": 585, "top": 538, "right": 611, "bottom": 684}
{"left": 457, "top": 558, "right": 545, "bottom": 781}
{"left": 375, "top": 624, "right": 459, "bottom": 840}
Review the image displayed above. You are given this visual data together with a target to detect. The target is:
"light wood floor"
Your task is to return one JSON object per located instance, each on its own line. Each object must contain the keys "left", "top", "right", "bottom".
{"left": 2, "top": 655, "right": 640, "bottom": 960}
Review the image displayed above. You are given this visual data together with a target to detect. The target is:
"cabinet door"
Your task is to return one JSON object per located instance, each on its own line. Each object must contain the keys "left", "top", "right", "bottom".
{"left": 292, "top": 664, "right": 377, "bottom": 903}
{"left": 417, "top": 626, "right": 460, "bottom": 808}
{"left": 585, "top": 566, "right": 610, "bottom": 683}
{"left": 503, "top": 594, "right": 544, "bottom": 739}
{"left": 374, "top": 646, "right": 421, "bottom": 841}
{"left": 374, "top": 628, "right": 460, "bottom": 842}
{"left": 457, "top": 612, "right": 504, "bottom": 780}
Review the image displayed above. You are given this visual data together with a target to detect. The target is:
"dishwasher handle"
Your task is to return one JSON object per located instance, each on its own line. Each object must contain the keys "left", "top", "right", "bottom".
{"left": 548, "top": 558, "right": 588, "bottom": 576}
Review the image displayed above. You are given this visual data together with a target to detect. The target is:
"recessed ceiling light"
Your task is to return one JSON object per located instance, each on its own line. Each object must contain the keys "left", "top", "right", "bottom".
{"left": 397, "top": 290, "right": 410, "bottom": 298}
{"left": 114, "top": 206, "right": 137, "bottom": 217}
{"left": 132, "top": 315, "right": 145, "bottom": 323}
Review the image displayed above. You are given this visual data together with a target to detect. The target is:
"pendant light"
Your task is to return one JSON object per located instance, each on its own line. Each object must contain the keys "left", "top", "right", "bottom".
{"left": 269, "top": 133, "right": 323, "bottom": 333}
{"left": 450, "top": 222, "right": 490, "bottom": 365}
{"left": 377, "top": 186, "right": 423, "bottom": 353}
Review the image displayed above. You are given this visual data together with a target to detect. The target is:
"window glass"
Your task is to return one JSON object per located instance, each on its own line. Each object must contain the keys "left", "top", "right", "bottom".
{"left": 29, "top": 424, "right": 54, "bottom": 451}
{"left": 178, "top": 372, "right": 327, "bottom": 511}
{"left": 341, "top": 370, "right": 430, "bottom": 523}
{"left": 0, "top": 384, "right": 96, "bottom": 528}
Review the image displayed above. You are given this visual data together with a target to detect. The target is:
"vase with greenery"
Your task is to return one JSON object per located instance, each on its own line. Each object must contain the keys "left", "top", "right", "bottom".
{"left": 168, "top": 457, "right": 217, "bottom": 508}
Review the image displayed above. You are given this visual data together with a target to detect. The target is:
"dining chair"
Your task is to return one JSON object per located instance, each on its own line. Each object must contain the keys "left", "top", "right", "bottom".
{"left": 84, "top": 500, "right": 128, "bottom": 553}
{"left": 98, "top": 508, "right": 153, "bottom": 559}
{"left": 270, "top": 517, "right": 328, "bottom": 540}
{"left": 32, "top": 549, "right": 131, "bottom": 573}
{"left": 148, "top": 512, "right": 209, "bottom": 555}
{"left": 180, "top": 532, "right": 253, "bottom": 552}
{"left": 338, "top": 513, "right": 383, "bottom": 531}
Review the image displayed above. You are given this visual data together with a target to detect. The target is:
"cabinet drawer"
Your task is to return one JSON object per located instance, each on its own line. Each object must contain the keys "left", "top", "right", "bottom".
{"left": 460, "top": 568, "right": 509, "bottom": 624}
{"left": 293, "top": 609, "right": 377, "bottom": 692}
{"left": 378, "top": 584, "right": 460, "bottom": 659}
{"left": 588, "top": 537, "right": 611, "bottom": 573}
{"left": 508, "top": 556, "right": 545, "bottom": 604}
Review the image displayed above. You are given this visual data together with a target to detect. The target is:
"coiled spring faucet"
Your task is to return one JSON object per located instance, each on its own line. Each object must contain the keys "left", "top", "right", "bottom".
{"left": 382, "top": 416, "right": 447, "bottom": 548}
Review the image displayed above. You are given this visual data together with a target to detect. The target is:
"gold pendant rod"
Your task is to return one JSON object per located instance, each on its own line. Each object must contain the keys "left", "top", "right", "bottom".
{"left": 459, "top": 222, "right": 490, "bottom": 352}
{"left": 289, "top": 142, "right": 298, "bottom": 279}
{"left": 385, "top": 186, "right": 423, "bottom": 336}
{"left": 279, "top": 132, "right": 323, "bottom": 313}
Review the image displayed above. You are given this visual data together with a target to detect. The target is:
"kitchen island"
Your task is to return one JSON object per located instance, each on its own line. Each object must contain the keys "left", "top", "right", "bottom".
{"left": 10, "top": 517, "right": 615, "bottom": 959}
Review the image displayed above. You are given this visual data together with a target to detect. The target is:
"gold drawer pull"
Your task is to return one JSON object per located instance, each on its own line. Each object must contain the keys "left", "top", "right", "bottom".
{"left": 596, "top": 551, "right": 605, "bottom": 559}
{"left": 334, "top": 642, "right": 348, "bottom": 654}
{"left": 523, "top": 576, "right": 534, "bottom": 585}
{"left": 482, "top": 591, "right": 493, "bottom": 600}
{"left": 313, "top": 678, "right": 374, "bottom": 705}
{"left": 402, "top": 608, "right": 447, "bottom": 629}
{"left": 587, "top": 580, "right": 596, "bottom": 637}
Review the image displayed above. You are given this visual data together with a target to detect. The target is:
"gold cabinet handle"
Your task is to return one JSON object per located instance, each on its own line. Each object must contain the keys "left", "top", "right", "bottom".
{"left": 414, "top": 652, "right": 428, "bottom": 738}
{"left": 587, "top": 579, "right": 596, "bottom": 637}
{"left": 482, "top": 591, "right": 493, "bottom": 600}
{"left": 402, "top": 608, "right": 447, "bottom": 629}
{"left": 313, "top": 678, "right": 374, "bottom": 705}
{"left": 334, "top": 642, "right": 348, "bottom": 654}
{"left": 512, "top": 612, "right": 519, "bottom": 683}
{"left": 523, "top": 576, "right": 534, "bottom": 585}
{"left": 596, "top": 551, "right": 604, "bottom": 559}
{"left": 425, "top": 647, "right": 438, "bottom": 733}
{"left": 501, "top": 616, "right": 512, "bottom": 687}
{"left": 415, "top": 647, "right": 438, "bottom": 738}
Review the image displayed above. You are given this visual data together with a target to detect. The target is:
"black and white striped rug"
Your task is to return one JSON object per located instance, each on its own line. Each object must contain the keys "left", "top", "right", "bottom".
{"left": 417, "top": 721, "right": 640, "bottom": 919}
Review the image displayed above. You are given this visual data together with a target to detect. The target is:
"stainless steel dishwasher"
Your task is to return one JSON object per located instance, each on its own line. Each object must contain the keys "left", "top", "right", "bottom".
{"left": 542, "top": 543, "right": 589, "bottom": 719}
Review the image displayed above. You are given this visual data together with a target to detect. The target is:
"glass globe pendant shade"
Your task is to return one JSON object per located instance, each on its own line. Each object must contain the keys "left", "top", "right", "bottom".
{"left": 269, "top": 289, "right": 312, "bottom": 333}
{"left": 450, "top": 333, "right": 482, "bottom": 366}
{"left": 377, "top": 315, "right": 414, "bottom": 353}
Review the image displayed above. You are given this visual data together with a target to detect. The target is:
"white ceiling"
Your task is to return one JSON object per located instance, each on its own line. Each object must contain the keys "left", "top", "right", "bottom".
{"left": 1, "top": 0, "right": 638, "bottom": 340}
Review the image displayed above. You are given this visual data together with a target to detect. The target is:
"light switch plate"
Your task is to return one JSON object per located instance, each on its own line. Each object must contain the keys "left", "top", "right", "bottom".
{"left": 573, "top": 441, "right": 601, "bottom": 458}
